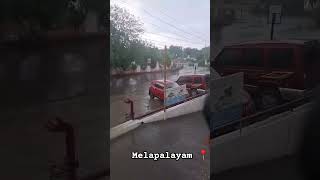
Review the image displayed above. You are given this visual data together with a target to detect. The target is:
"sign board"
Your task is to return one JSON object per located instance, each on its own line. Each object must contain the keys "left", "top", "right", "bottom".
{"left": 268, "top": 5, "right": 282, "bottom": 24}
{"left": 165, "top": 84, "right": 188, "bottom": 106}
{"left": 210, "top": 72, "right": 244, "bottom": 129}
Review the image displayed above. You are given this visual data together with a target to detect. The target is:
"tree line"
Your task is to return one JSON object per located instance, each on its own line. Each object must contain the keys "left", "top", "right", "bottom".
{"left": 110, "top": 5, "right": 209, "bottom": 71}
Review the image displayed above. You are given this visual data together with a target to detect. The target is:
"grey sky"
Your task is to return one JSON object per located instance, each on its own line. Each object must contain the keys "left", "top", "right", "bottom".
{"left": 110, "top": 0, "right": 210, "bottom": 49}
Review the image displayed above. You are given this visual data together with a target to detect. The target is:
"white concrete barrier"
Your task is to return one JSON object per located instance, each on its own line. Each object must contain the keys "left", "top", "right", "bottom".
{"left": 142, "top": 94, "right": 208, "bottom": 124}
{"left": 110, "top": 120, "right": 143, "bottom": 140}
{"left": 110, "top": 94, "right": 208, "bottom": 140}
{"left": 211, "top": 102, "right": 313, "bottom": 173}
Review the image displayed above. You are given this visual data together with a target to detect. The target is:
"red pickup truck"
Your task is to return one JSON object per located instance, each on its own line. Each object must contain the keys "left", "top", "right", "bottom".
{"left": 176, "top": 74, "right": 209, "bottom": 96}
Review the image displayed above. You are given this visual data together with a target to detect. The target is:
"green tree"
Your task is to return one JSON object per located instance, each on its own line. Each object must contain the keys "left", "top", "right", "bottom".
{"left": 168, "top": 45, "right": 183, "bottom": 59}
{"left": 110, "top": 5, "right": 145, "bottom": 70}
{"left": 184, "top": 47, "right": 201, "bottom": 59}
{"left": 197, "top": 46, "right": 210, "bottom": 67}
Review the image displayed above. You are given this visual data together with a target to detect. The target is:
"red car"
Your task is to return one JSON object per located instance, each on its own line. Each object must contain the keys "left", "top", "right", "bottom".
{"left": 176, "top": 74, "right": 210, "bottom": 90}
{"left": 149, "top": 80, "right": 184, "bottom": 100}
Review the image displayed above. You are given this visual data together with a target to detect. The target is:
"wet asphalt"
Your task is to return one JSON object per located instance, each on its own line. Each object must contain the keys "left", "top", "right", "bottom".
{"left": 110, "top": 66, "right": 210, "bottom": 128}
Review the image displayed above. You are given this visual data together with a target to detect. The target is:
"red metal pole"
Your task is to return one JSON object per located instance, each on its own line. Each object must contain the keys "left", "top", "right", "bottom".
{"left": 130, "top": 100, "right": 134, "bottom": 120}
{"left": 124, "top": 98, "right": 135, "bottom": 120}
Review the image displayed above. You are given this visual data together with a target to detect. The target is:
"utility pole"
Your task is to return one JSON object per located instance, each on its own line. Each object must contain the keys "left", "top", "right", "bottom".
{"left": 204, "top": 41, "right": 207, "bottom": 66}
{"left": 268, "top": 5, "right": 282, "bottom": 40}
{"left": 270, "top": 13, "right": 276, "bottom": 40}
{"left": 163, "top": 46, "right": 167, "bottom": 120}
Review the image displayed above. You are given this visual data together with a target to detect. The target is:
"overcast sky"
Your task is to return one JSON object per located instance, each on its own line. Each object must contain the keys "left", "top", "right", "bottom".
{"left": 110, "top": 0, "right": 210, "bottom": 49}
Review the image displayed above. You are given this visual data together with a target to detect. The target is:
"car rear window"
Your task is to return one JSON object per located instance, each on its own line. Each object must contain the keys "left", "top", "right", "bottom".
{"left": 242, "top": 48, "right": 264, "bottom": 67}
{"left": 269, "top": 48, "right": 294, "bottom": 69}
{"left": 216, "top": 48, "right": 242, "bottom": 66}
{"left": 154, "top": 83, "right": 164, "bottom": 89}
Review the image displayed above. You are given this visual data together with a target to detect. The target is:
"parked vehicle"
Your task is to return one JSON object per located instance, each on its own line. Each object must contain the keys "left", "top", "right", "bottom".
{"left": 212, "top": 40, "right": 320, "bottom": 90}
{"left": 176, "top": 74, "right": 210, "bottom": 96}
{"left": 149, "top": 80, "right": 187, "bottom": 101}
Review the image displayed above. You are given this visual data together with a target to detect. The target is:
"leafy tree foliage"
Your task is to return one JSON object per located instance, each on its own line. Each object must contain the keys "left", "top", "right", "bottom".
{"left": 110, "top": 5, "right": 209, "bottom": 70}
{"left": 111, "top": 5, "right": 164, "bottom": 70}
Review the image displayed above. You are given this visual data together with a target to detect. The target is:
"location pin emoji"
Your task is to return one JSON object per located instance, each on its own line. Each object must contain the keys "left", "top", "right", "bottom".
{"left": 201, "top": 149, "right": 206, "bottom": 160}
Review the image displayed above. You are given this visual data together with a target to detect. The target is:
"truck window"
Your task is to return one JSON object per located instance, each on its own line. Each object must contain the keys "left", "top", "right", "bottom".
{"left": 177, "top": 76, "right": 188, "bottom": 84}
{"left": 216, "top": 48, "right": 242, "bottom": 66}
{"left": 243, "top": 48, "right": 263, "bottom": 67}
{"left": 269, "top": 48, "right": 294, "bottom": 69}
{"left": 186, "top": 77, "right": 193, "bottom": 83}
{"left": 194, "top": 77, "right": 202, "bottom": 84}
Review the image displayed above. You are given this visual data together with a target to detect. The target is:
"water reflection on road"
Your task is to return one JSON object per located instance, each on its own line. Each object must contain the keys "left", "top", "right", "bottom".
{"left": 110, "top": 66, "right": 209, "bottom": 128}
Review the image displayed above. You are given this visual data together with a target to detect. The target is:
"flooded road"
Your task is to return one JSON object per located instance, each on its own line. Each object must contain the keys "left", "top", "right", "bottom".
{"left": 110, "top": 66, "right": 209, "bottom": 128}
